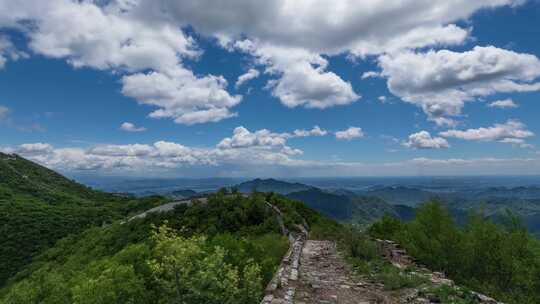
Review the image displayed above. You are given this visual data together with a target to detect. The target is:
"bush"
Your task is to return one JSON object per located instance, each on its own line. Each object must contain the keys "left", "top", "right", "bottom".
{"left": 368, "top": 201, "right": 540, "bottom": 304}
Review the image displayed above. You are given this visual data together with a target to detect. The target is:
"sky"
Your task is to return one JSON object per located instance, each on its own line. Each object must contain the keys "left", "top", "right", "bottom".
{"left": 0, "top": 0, "right": 540, "bottom": 177}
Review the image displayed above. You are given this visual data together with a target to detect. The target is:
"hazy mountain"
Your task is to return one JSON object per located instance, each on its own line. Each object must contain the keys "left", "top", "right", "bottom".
{"left": 471, "top": 186, "right": 540, "bottom": 200}
{"left": 286, "top": 187, "right": 415, "bottom": 225}
{"left": 359, "top": 186, "right": 445, "bottom": 207}
{"left": 235, "top": 178, "right": 313, "bottom": 194}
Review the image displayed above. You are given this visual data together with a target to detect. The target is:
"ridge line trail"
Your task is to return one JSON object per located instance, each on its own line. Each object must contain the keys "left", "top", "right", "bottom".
{"left": 260, "top": 202, "right": 397, "bottom": 304}
{"left": 294, "top": 240, "right": 393, "bottom": 304}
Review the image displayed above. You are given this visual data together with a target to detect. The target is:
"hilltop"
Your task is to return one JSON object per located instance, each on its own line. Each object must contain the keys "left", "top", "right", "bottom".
{"left": 0, "top": 152, "right": 164, "bottom": 285}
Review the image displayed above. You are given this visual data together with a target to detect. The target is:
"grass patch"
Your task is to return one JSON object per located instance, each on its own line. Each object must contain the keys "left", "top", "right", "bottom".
{"left": 376, "top": 265, "right": 429, "bottom": 290}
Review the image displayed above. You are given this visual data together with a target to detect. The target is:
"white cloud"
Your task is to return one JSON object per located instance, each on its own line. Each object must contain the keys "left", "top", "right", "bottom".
{"left": 378, "top": 46, "right": 540, "bottom": 125}
{"left": 5, "top": 140, "right": 540, "bottom": 177}
{"left": 335, "top": 127, "right": 364, "bottom": 140}
{"left": 403, "top": 131, "right": 449, "bottom": 149}
{"left": 18, "top": 143, "right": 54, "bottom": 154}
{"left": 158, "top": 0, "right": 518, "bottom": 56}
{"left": 235, "top": 68, "right": 260, "bottom": 88}
{"left": 0, "top": 0, "right": 527, "bottom": 121}
{"left": 121, "top": 68, "right": 242, "bottom": 125}
{"left": 120, "top": 122, "right": 146, "bottom": 132}
{"left": 293, "top": 126, "right": 328, "bottom": 137}
{"left": 235, "top": 41, "right": 360, "bottom": 109}
{"left": 440, "top": 119, "right": 534, "bottom": 147}
{"left": 217, "top": 125, "right": 328, "bottom": 150}
{"left": 0, "top": 0, "right": 241, "bottom": 125}
{"left": 378, "top": 96, "right": 388, "bottom": 103}
{"left": 0, "top": 36, "right": 26, "bottom": 68}
{"left": 217, "top": 126, "right": 288, "bottom": 149}
{"left": 498, "top": 138, "right": 533, "bottom": 148}
{"left": 488, "top": 99, "right": 518, "bottom": 109}
{"left": 361, "top": 71, "right": 380, "bottom": 79}
{"left": 89, "top": 144, "right": 154, "bottom": 157}
{"left": 1, "top": 0, "right": 197, "bottom": 72}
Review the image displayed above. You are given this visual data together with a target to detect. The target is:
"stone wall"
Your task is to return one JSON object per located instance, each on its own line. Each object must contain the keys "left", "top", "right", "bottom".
{"left": 260, "top": 203, "right": 308, "bottom": 304}
{"left": 374, "top": 239, "right": 504, "bottom": 304}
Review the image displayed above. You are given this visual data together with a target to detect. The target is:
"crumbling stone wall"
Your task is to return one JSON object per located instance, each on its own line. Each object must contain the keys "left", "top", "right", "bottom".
{"left": 260, "top": 203, "right": 308, "bottom": 304}
{"left": 374, "top": 239, "right": 504, "bottom": 304}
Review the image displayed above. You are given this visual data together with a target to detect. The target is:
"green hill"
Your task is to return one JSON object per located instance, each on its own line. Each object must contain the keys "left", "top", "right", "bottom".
{"left": 0, "top": 189, "right": 337, "bottom": 304}
{"left": 0, "top": 152, "right": 165, "bottom": 286}
{"left": 286, "top": 187, "right": 415, "bottom": 225}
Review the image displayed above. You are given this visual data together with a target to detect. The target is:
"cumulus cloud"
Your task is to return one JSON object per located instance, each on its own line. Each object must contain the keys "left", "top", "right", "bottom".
{"left": 157, "top": 0, "right": 517, "bottom": 56}
{"left": 293, "top": 126, "right": 328, "bottom": 137}
{"left": 18, "top": 143, "right": 54, "bottom": 154}
{"left": 4, "top": 140, "right": 540, "bottom": 177}
{"left": 361, "top": 71, "right": 381, "bottom": 79}
{"left": 0, "top": 0, "right": 528, "bottom": 121}
{"left": 440, "top": 119, "right": 534, "bottom": 147}
{"left": 153, "top": 0, "right": 522, "bottom": 113}
{"left": 335, "top": 127, "right": 364, "bottom": 140}
{"left": 0, "top": 36, "right": 26, "bottom": 68}
{"left": 217, "top": 126, "right": 288, "bottom": 149}
{"left": 121, "top": 68, "right": 242, "bottom": 124}
{"left": 235, "top": 41, "right": 360, "bottom": 109}
{"left": 0, "top": 0, "right": 241, "bottom": 125}
{"left": 120, "top": 122, "right": 146, "bottom": 132}
{"left": 403, "top": 131, "right": 450, "bottom": 149}
{"left": 89, "top": 144, "right": 154, "bottom": 157}
{"left": 378, "top": 96, "right": 388, "bottom": 103}
{"left": 0, "top": 0, "right": 197, "bottom": 72}
{"left": 488, "top": 99, "right": 518, "bottom": 109}
{"left": 235, "top": 68, "right": 260, "bottom": 88}
{"left": 378, "top": 46, "right": 540, "bottom": 125}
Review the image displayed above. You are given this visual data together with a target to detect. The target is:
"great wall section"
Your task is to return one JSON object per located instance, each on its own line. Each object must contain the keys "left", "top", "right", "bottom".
{"left": 260, "top": 202, "right": 503, "bottom": 304}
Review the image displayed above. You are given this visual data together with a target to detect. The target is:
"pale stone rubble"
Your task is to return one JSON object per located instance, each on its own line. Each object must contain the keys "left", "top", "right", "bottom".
{"left": 294, "top": 240, "right": 386, "bottom": 304}
{"left": 374, "top": 239, "right": 504, "bottom": 304}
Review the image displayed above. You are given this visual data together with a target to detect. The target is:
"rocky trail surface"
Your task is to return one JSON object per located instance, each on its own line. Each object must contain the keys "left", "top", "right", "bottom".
{"left": 129, "top": 197, "right": 207, "bottom": 221}
{"left": 295, "top": 240, "right": 387, "bottom": 304}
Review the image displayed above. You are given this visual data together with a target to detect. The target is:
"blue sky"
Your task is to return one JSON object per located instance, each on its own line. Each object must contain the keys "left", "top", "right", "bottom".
{"left": 1, "top": 0, "right": 540, "bottom": 177}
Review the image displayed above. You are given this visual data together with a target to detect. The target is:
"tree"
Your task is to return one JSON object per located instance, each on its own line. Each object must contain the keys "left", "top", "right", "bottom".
{"left": 147, "top": 224, "right": 244, "bottom": 304}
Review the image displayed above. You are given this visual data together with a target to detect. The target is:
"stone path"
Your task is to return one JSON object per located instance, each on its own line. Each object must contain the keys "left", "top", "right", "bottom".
{"left": 129, "top": 197, "right": 207, "bottom": 221}
{"left": 295, "top": 240, "right": 389, "bottom": 304}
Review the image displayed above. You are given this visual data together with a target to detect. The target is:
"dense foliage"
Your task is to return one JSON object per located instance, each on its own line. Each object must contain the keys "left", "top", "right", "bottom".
{"left": 369, "top": 201, "right": 540, "bottom": 304}
{"left": 0, "top": 153, "right": 166, "bottom": 285}
{"left": 0, "top": 190, "right": 330, "bottom": 303}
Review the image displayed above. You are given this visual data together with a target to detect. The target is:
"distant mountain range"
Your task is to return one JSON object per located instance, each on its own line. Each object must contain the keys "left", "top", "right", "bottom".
{"left": 235, "top": 179, "right": 416, "bottom": 226}
{"left": 234, "top": 178, "right": 313, "bottom": 194}
{"left": 230, "top": 179, "right": 540, "bottom": 236}
{"left": 77, "top": 175, "right": 540, "bottom": 237}
{"left": 358, "top": 186, "right": 440, "bottom": 207}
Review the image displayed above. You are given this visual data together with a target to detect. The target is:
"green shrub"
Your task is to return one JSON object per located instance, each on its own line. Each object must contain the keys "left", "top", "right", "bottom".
{"left": 368, "top": 201, "right": 540, "bottom": 304}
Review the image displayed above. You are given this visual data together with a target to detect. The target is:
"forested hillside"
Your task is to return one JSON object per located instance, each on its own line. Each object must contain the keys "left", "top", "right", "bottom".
{"left": 0, "top": 152, "right": 165, "bottom": 285}
{"left": 0, "top": 190, "right": 338, "bottom": 303}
